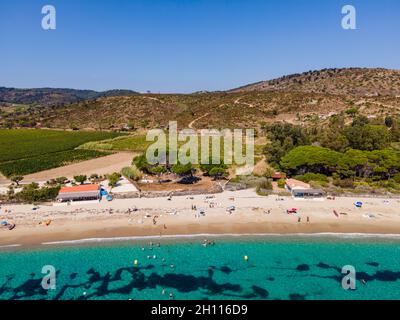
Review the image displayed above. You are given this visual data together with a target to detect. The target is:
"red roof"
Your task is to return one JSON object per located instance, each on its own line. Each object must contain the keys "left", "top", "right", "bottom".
{"left": 286, "top": 179, "right": 311, "bottom": 190}
{"left": 272, "top": 172, "right": 286, "bottom": 179}
{"left": 59, "top": 184, "right": 100, "bottom": 194}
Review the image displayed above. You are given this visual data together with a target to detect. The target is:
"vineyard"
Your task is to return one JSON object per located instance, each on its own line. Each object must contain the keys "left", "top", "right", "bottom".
{"left": 0, "top": 129, "right": 123, "bottom": 177}
{"left": 78, "top": 135, "right": 151, "bottom": 153}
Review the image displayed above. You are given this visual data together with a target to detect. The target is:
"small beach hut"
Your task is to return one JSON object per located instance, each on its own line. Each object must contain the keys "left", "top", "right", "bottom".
{"left": 57, "top": 184, "right": 101, "bottom": 202}
{"left": 285, "top": 179, "right": 311, "bottom": 192}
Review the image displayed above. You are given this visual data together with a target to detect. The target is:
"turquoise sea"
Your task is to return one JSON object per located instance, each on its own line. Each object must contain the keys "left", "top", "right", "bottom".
{"left": 1, "top": 236, "right": 400, "bottom": 300}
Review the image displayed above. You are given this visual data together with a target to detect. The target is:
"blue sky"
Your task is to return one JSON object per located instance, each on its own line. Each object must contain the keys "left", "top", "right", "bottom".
{"left": 0, "top": 0, "right": 399, "bottom": 93}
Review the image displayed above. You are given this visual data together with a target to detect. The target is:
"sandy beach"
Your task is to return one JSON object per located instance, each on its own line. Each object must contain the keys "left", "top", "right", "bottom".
{"left": 1, "top": 189, "right": 400, "bottom": 248}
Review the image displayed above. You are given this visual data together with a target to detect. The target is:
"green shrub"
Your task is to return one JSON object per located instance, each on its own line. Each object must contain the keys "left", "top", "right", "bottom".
{"left": 16, "top": 184, "right": 60, "bottom": 203}
{"left": 171, "top": 162, "right": 194, "bottom": 176}
{"left": 56, "top": 176, "right": 68, "bottom": 184}
{"left": 393, "top": 173, "right": 400, "bottom": 183}
{"left": 150, "top": 165, "right": 168, "bottom": 175}
{"left": 277, "top": 179, "right": 286, "bottom": 188}
{"left": 78, "top": 141, "right": 114, "bottom": 150}
{"left": 345, "top": 107, "right": 359, "bottom": 116}
{"left": 74, "top": 175, "right": 87, "bottom": 185}
{"left": 256, "top": 178, "right": 273, "bottom": 190}
{"left": 121, "top": 165, "right": 143, "bottom": 181}
{"left": 333, "top": 179, "right": 355, "bottom": 189}
{"left": 255, "top": 178, "right": 273, "bottom": 196}
{"left": 107, "top": 172, "right": 122, "bottom": 188}
{"left": 295, "top": 173, "right": 328, "bottom": 183}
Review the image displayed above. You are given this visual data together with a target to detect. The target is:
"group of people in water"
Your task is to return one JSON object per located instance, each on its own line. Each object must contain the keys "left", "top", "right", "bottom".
{"left": 202, "top": 239, "right": 216, "bottom": 247}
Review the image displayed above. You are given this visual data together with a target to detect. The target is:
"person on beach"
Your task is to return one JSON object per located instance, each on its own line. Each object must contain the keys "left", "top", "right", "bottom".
{"left": 307, "top": 216, "right": 310, "bottom": 223}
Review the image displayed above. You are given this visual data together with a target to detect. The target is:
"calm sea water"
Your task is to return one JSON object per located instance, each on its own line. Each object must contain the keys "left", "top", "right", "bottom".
{"left": 1, "top": 236, "right": 400, "bottom": 300}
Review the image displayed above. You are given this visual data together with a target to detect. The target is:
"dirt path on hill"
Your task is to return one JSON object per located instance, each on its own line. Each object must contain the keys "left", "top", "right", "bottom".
{"left": 142, "top": 96, "right": 164, "bottom": 103}
{"left": 367, "top": 100, "right": 399, "bottom": 111}
{"left": 188, "top": 113, "right": 210, "bottom": 129}
{"left": 234, "top": 97, "right": 254, "bottom": 108}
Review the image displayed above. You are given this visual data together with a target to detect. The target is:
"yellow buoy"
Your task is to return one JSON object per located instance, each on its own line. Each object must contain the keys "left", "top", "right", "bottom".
{"left": 244, "top": 255, "right": 249, "bottom": 262}
{"left": 134, "top": 259, "right": 138, "bottom": 266}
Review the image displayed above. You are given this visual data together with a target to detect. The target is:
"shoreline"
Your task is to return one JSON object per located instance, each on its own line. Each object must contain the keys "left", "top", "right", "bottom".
{"left": 3, "top": 231, "right": 400, "bottom": 252}
{"left": 1, "top": 189, "right": 400, "bottom": 251}
{"left": 2, "top": 220, "right": 400, "bottom": 251}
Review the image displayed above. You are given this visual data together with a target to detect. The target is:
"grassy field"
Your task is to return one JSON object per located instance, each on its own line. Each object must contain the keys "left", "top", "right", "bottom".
{"left": 0, "top": 129, "right": 124, "bottom": 177}
{"left": 78, "top": 135, "right": 151, "bottom": 153}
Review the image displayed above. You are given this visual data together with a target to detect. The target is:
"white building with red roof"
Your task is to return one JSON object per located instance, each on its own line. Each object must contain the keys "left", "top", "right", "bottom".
{"left": 57, "top": 184, "right": 101, "bottom": 202}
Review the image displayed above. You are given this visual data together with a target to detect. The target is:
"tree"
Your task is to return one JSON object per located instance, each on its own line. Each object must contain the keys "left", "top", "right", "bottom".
{"left": 345, "top": 107, "right": 359, "bottom": 117}
{"left": 73, "top": 175, "right": 87, "bottom": 185}
{"left": 200, "top": 158, "right": 227, "bottom": 177}
{"left": 107, "top": 172, "right": 121, "bottom": 189}
{"left": 266, "top": 123, "right": 309, "bottom": 146}
{"left": 55, "top": 176, "right": 68, "bottom": 185}
{"left": 89, "top": 174, "right": 99, "bottom": 180}
{"left": 391, "top": 120, "right": 400, "bottom": 142}
{"left": 345, "top": 125, "right": 390, "bottom": 151}
{"left": 351, "top": 115, "right": 369, "bottom": 127}
{"left": 280, "top": 146, "right": 400, "bottom": 180}
{"left": 16, "top": 184, "right": 60, "bottom": 203}
{"left": 10, "top": 175, "right": 24, "bottom": 186}
{"left": 149, "top": 165, "right": 168, "bottom": 175}
{"left": 263, "top": 123, "right": 310, "bottom": 165}
{"left": 208, "top": 167, "right": 228, "bottom": 180}
{"left": 171, "top": 162, "right": 194, "bottom": 176}
{"left": 385, "top": 116, "right": 394, "bottom": 128}
{"left": 319, "top": 129, "right": 349, "bottom": 152}
{"left": 280, "top": 146, "right": 342, "bottom": 176}
{"left": 133, "top": 154, "right": 149, "bottom": 172}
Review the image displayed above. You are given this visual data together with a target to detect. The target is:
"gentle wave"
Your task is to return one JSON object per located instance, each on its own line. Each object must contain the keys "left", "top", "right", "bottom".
{"left": 0, "top": 244, "right": 22, "bottom": 249}
{"left": 41, "top": 232, "right": 400, "bottom": 246}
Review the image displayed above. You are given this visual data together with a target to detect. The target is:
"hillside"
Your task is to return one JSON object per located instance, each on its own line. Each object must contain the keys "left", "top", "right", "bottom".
{"left": 3, "top": 91, "right": 399, "bottom": 130}
{"left": 0, "top": 87, "right": 138, "bottom": 107}
{"left": 231, "top": 68, "right": 400, "bottom": 97}
{"left": 1, "top": 68, "right": 400, "bottom": 130}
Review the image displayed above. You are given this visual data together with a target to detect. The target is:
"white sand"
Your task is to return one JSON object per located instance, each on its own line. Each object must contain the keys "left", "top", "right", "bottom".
{"left": 1, "top": 189, "right": 400, "bottom": 247}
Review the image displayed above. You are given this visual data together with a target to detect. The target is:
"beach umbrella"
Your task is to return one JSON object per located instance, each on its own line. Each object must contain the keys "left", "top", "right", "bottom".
{"left": 354, "top": 201, "right": 363, "bottom": 208}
